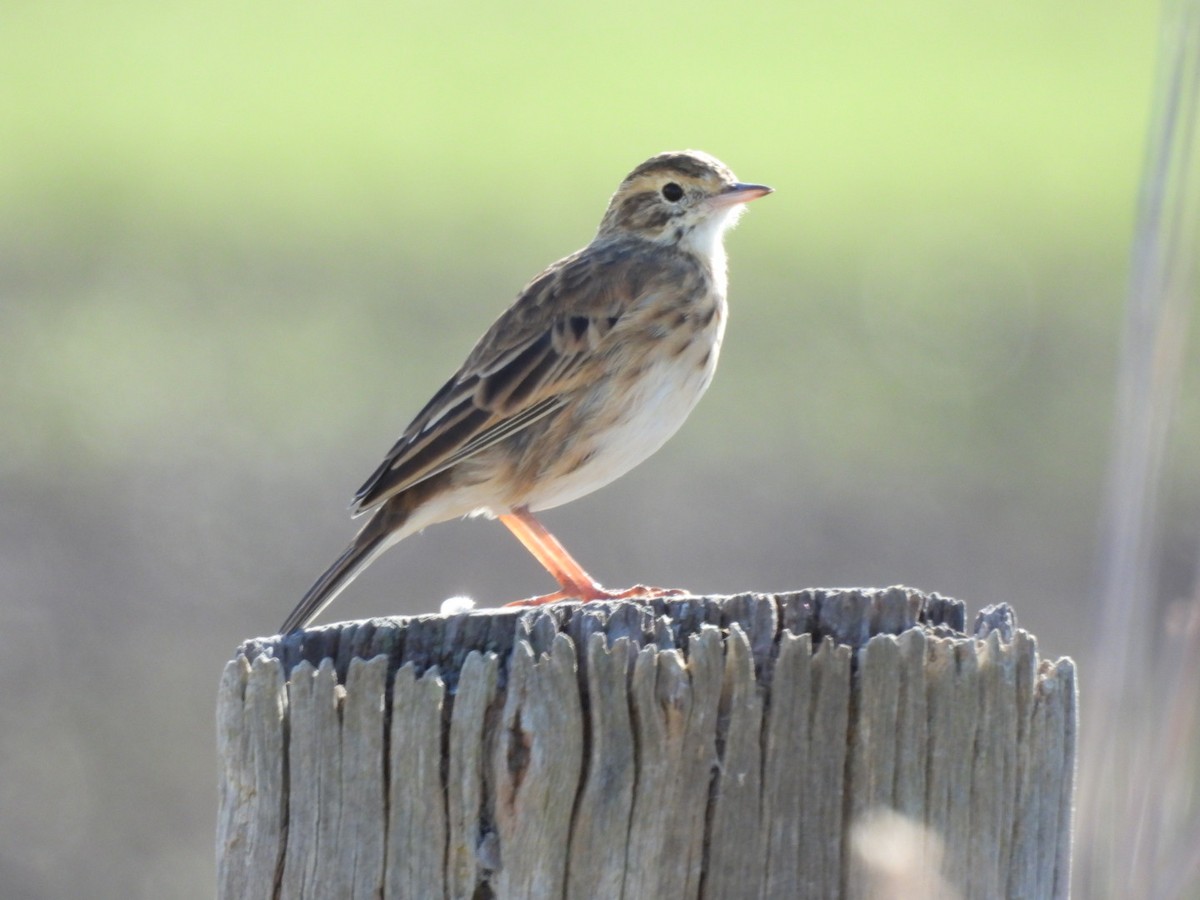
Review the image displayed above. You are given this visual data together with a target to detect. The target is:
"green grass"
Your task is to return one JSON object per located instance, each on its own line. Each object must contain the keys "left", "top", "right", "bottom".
{"left": 0, "top": 0, "right": 1159, "bottom": 470}
{"left": 1, "top": 1, "right": 1153, "bottom": 249}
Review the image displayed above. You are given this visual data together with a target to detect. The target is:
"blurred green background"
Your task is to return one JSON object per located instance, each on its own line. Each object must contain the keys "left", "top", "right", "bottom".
{"left": 0, "top": 1, "right": 1169, "bottom": 896}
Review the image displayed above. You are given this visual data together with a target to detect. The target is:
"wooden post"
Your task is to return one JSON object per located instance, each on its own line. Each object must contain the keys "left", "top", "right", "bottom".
{"left": 216, "top": 588, "right": 1076, "bottom": 899}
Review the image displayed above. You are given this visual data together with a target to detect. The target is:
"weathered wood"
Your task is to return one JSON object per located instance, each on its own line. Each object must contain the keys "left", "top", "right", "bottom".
{"left": 279, "top": 659, "right": 340, "bottom": 898}
{"left": 445, "top": 651, "right": 499, "bottom": 895}
{"left": 216, "top": 653, "right": 286, "bottom": 900}
{"left": 566, "top": 633, "right": 635, "bottom": 898}
{"left": 217, "top": 587, "right": 1077, "bottom": 899}
{"left": 705, "top": 625, "right": 767, "bottom": 898}
{"left": 386, "top": 663, "right": 446, "bottom": 897}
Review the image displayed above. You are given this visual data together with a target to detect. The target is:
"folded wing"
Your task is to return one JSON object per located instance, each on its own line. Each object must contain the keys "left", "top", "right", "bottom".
{"left": 351, "top": 241, "right": 660, "bottom": 513}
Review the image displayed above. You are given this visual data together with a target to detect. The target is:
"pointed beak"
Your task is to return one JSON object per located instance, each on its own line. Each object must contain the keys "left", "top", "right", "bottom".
{"left": 710, "top": 181, "right": 774, "bottom": 208}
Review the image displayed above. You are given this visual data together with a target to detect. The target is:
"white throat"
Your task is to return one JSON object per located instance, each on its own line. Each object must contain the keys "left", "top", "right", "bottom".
{"left": 682, "top": 204, "right": 743, "bottom": 292}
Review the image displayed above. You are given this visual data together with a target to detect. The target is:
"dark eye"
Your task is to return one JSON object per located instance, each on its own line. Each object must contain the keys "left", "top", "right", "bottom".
{"left": 661, "top": 182, "right": 684, "bottom": 202}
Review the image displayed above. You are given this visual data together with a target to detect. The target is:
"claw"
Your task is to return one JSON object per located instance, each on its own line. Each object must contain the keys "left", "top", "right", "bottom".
{"left": 503, "top": 590, "right": 572, "bottom": 608}
{"left": 503, "top": 584, "right": 689, "bottom": 607}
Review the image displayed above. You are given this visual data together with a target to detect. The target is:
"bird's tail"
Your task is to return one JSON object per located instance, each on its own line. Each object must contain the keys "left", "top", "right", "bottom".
{"left": 278, "top": 505, "right": 408, "bottom": 635}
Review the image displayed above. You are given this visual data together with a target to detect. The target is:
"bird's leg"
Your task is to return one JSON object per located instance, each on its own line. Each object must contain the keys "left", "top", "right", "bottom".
{"left": 498, "top": 506, "right": 688, "bottom": 607}
{"left": 497, "top": 507, "right": 602, "bottom": 602}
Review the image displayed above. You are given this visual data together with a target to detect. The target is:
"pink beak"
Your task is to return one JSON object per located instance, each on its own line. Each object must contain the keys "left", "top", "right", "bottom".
{"left": 710, "top": 181, "right": 774, "bottom": 208}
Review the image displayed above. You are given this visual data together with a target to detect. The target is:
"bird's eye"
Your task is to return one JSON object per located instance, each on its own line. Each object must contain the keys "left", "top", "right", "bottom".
{"left": 661, "top": 182, "right": 684, "bottom": 202}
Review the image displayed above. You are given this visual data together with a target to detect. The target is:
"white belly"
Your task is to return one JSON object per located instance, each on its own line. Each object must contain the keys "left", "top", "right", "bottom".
{"left": 526, "top": 328, "right": 723, "bottom": 512}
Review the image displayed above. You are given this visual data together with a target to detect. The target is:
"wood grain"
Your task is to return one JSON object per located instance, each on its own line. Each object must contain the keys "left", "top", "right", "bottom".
{"left": 218, "top": 587, "right": 1076, "bottom": 899}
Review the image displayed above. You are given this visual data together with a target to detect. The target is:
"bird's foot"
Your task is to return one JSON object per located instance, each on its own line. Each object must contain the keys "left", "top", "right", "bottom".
{"left": 503, "top": 583, "right": 689, "bottom": 608}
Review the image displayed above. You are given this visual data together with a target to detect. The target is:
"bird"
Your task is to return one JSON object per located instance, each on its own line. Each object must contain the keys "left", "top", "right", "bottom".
{"left": 279, "top": 150, "right": 771, "bottom": 635}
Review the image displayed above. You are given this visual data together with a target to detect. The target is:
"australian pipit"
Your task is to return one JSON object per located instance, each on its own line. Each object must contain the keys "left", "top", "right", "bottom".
{"left": 280, "top": 150, "right": 771, "bottom": 634}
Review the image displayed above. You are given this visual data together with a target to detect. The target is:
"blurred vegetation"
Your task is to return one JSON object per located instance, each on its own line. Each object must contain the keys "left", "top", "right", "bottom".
{"left": 1, "top": 1, "right": 1154, "bottom": 466}
{"left": 0, "top": 1, "right": 1176, "bottom": 898}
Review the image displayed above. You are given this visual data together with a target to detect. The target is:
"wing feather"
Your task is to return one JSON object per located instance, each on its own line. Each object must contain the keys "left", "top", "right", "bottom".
{"left": 352, "top": 238, "right": 697, "bottom": 513}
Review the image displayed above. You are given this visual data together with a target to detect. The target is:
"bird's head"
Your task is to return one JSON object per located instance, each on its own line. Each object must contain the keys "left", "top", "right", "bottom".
{"left": 597, "top": 150, "right": 772, "bottom": 254}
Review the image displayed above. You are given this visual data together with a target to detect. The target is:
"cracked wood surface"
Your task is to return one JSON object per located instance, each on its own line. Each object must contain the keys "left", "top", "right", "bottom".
{"left": 217, "top": 587, "right": 1076, "bottom": 899}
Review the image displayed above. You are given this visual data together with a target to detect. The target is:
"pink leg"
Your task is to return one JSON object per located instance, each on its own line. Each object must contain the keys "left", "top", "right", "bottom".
{"left": 497, "top": 507, "right": 688, "bottom": 607}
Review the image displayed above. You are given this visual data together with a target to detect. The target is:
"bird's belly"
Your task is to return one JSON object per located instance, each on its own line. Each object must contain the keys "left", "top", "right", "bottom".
{"left": 525, "top": 344, "right": 720, "bottom": 512}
